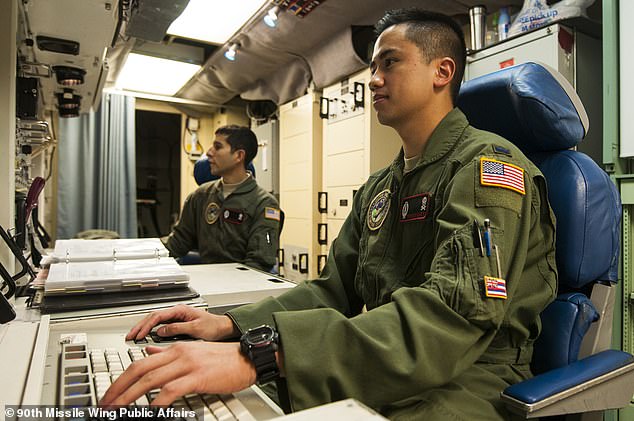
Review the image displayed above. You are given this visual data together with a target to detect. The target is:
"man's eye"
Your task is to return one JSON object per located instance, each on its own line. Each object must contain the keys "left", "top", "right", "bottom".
{"left": 385, "top": 58, "right": 396, "bottom": 67}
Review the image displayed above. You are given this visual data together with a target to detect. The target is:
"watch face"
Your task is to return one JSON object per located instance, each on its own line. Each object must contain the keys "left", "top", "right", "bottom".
{"left": 246, "top": 326, "right": 275, "bottom": 346}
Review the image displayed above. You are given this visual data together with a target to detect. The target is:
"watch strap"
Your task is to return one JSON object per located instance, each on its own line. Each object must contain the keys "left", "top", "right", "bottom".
{"left": 250, "top": 343, "right": 279, "bottom": 385}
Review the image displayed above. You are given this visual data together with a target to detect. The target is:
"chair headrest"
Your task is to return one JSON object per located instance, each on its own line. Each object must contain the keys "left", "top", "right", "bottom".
{"left": 193, "top": 156, "right": 257, "bottom": 186}
{"left": 194, "top": 156, "right": 216, "bottom": 185}
{"left": 458, "top": 62, "right": 589, "bottom": 154}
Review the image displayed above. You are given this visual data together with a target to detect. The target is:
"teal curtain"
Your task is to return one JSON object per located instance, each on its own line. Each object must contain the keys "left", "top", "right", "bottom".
{"left": 57, "top": 93, "right": 137, "bottom": 239}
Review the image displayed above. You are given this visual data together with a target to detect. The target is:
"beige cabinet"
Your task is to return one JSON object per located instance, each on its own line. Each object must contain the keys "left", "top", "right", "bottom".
{"left": 278, "top": 92, "right": 323, "bottom": 282}
{"left": 321, "top": 68, "right": 401, "bottom": 251}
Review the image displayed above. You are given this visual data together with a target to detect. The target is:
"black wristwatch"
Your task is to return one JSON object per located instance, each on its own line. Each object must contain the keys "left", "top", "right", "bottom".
{"left": 240, "top": 325, "right": 280, "bottom": 385}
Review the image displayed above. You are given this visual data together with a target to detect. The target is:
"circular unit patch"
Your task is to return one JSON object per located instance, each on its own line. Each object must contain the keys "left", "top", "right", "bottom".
{"left": 205, "top": 202, "right": 220, "bottom": 224}
{"left": 367, "top": 189, "right": 391, "bottom": 231}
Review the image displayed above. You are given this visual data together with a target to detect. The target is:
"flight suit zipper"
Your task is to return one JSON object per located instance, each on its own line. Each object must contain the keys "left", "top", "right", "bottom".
{"left": 372, "top": 176, "right": 400, "bottom": 304}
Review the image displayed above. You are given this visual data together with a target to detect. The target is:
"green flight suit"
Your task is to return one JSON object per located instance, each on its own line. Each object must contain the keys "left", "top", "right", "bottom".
{"left": 165, "top": 176, "right": 280, "bottom": 272}
{"left": 228, "top": 108, "right": 557, "bottom": 420}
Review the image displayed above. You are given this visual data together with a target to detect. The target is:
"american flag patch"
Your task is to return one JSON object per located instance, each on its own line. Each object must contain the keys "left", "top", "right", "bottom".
{"left": 484, "top": 276, "right": 507, "bottom": 299}
{"left": 480, "top": 158, "right": 525, "bottom": 195}
{"left": 265, "top": 207, "right": 281, "bottom": 221}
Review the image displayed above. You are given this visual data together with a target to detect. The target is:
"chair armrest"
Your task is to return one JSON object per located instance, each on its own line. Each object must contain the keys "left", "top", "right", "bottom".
{"left": 501, "top": 350, "right": 634, "bottom": 418}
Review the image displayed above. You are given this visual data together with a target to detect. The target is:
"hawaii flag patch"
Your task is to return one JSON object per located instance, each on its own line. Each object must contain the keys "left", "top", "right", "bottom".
{"left": 480, "top": 157, "right": 525, "bottom": 195}
{"left": 484, "top": 276, "right": 507, "bottom": 299}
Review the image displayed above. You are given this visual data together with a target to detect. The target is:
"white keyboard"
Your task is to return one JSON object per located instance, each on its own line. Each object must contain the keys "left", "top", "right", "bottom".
{"left": 59, "top": 342, "right": 256, "bottom": 420}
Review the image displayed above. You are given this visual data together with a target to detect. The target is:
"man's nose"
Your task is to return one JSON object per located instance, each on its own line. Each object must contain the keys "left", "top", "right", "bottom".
{"left": 368, "top": 73, "right": 382, "bottom": 90}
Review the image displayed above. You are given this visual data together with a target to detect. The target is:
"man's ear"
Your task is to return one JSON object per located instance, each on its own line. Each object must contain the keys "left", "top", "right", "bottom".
{"left": 234, "top": 149, "right": 246, "bottom": 164}
{"left": 434, "top": 57, "right": 456, "bottom": 89}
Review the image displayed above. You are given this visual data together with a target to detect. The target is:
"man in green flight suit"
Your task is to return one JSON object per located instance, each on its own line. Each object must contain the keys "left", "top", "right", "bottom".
{"left": 164, "top": 125, "right": 281, "bottom": 272}
{"left": 102, "top": 9, "right": 557, "bottom": 420}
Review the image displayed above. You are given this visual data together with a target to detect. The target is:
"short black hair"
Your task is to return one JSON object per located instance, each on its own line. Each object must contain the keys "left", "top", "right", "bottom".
{"left": 375, "top": 8, "right": 466, "bottom": 104}
{"left": 215, "top": 125, "right": 258, "bottom": 169}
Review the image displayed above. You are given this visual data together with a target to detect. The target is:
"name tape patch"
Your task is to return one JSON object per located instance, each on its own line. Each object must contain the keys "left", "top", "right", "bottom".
{"left": 480, "top": 157, "right": 525, "bottom": 195}
{"left": 400, "top": 193, "right": 432, "bottom": 222}
{"left": 484, "top": 276, "right": 507, "bottom": 299}
{"left": 222, "top": 208, "right": 246, "bottom": 224}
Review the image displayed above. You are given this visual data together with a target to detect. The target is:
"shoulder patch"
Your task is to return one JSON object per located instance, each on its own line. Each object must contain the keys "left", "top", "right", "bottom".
{"left": 480, "top": 157, "right": 525, "bottom": 195}
{"left": 264, "top": 207, "right": 281, "bottom": 221}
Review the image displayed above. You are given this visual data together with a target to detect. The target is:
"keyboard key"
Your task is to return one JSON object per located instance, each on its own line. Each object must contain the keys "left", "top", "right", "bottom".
{"left": 203, "top": 394, "right": 237, "bottom": 421}
{"left": 135, "top": 394, "right": 150, "bottom": 406}
{"left": 220, "top": 394, "right": 257, "bottom": 421}
{"left": 184, "top": 394, "right": 215, "bottom": 420}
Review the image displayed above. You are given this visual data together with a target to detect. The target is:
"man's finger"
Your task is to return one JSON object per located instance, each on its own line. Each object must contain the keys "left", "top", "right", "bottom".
{"left": 127, "top": 308, "right": 180, "bottom": 340}
{"left": 100, "top": 347, "right": 174, "bottom": 406}
{"left": 156, "top": 321, "right": 195, "bottom": 337}
{"left": 109, "top": 355, "right": 189, "bottom": 407}
{"left": 150, "top": 374, "right": 199, "bottom": 407}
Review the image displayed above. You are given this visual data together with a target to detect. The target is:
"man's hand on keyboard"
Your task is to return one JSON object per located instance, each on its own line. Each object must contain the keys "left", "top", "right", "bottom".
{"left": 126, "top": 304, "right": 239, "bottom": 342}
{"left": 99, "top": 341, "right": 257, "bottom": 407}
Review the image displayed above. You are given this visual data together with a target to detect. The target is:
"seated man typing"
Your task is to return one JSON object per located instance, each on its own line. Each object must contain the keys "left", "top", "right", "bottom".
{"left": 164, "top": 125, "right": 280, "bottom": 272}
{"left": 102, "top": 10, "right": 556, "bottom": 420}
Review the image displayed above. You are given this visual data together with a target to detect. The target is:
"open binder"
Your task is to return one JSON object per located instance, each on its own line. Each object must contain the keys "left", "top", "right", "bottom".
{"left": 45, "top": 257, "right": 189, "bottom": 295}
{"left": 42, "top": 238, "right": 170, "bottom": 265}
{"left": 39, "top": 238, "right": 196, "bottom": 313}
{"left": 42, "top": 238, "right": 189, "bottom": 296}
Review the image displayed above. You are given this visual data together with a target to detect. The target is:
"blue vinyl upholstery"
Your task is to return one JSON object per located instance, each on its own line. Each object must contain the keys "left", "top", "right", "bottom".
{"left": 458, "top": 62, "right": 628, "bottom": 410}
{"left": 504, "top": 350, "right": 634, "bottom": 404}
{"left": 458, "top": 62, "right": 586, "bottom": 153}
{"left": 535, "top": 151, "right": 620, "bottom": 286}
{"left": 194, "top": 156, "right": 256, "bottom": 185}
{"left": 531, "top": 292, "right": 599, "bottom": 374}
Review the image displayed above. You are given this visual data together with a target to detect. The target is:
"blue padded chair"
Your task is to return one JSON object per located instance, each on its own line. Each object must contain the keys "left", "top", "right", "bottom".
{"left": 458, "top": 62, "right": 634, "bottom": 420}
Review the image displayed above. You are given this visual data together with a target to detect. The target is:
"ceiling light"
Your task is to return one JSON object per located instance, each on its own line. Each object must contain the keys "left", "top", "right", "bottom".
{"left": 115, "top": 53, "right": 201, "bottom": 96}
{"left": 224, "top": 43, "right": 239, "bottom": 61}
{"left": 167, "top": 0, "right": 269, "bottom": 45}
{"left": 53, "top": 66, "right": 86, "bottom": 86}
{"left": 263, "top": 6, "right": 280, "bottom": 28}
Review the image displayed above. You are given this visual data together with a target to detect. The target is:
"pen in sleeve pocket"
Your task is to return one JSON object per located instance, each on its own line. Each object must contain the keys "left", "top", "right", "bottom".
{"left": 473, "top": 220, "right": 484, "bottom": 256}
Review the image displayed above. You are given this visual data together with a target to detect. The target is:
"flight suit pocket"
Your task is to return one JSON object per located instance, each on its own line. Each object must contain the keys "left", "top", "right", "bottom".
{"left": 452, "top": 227, "right": 506, "bottom": 329}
